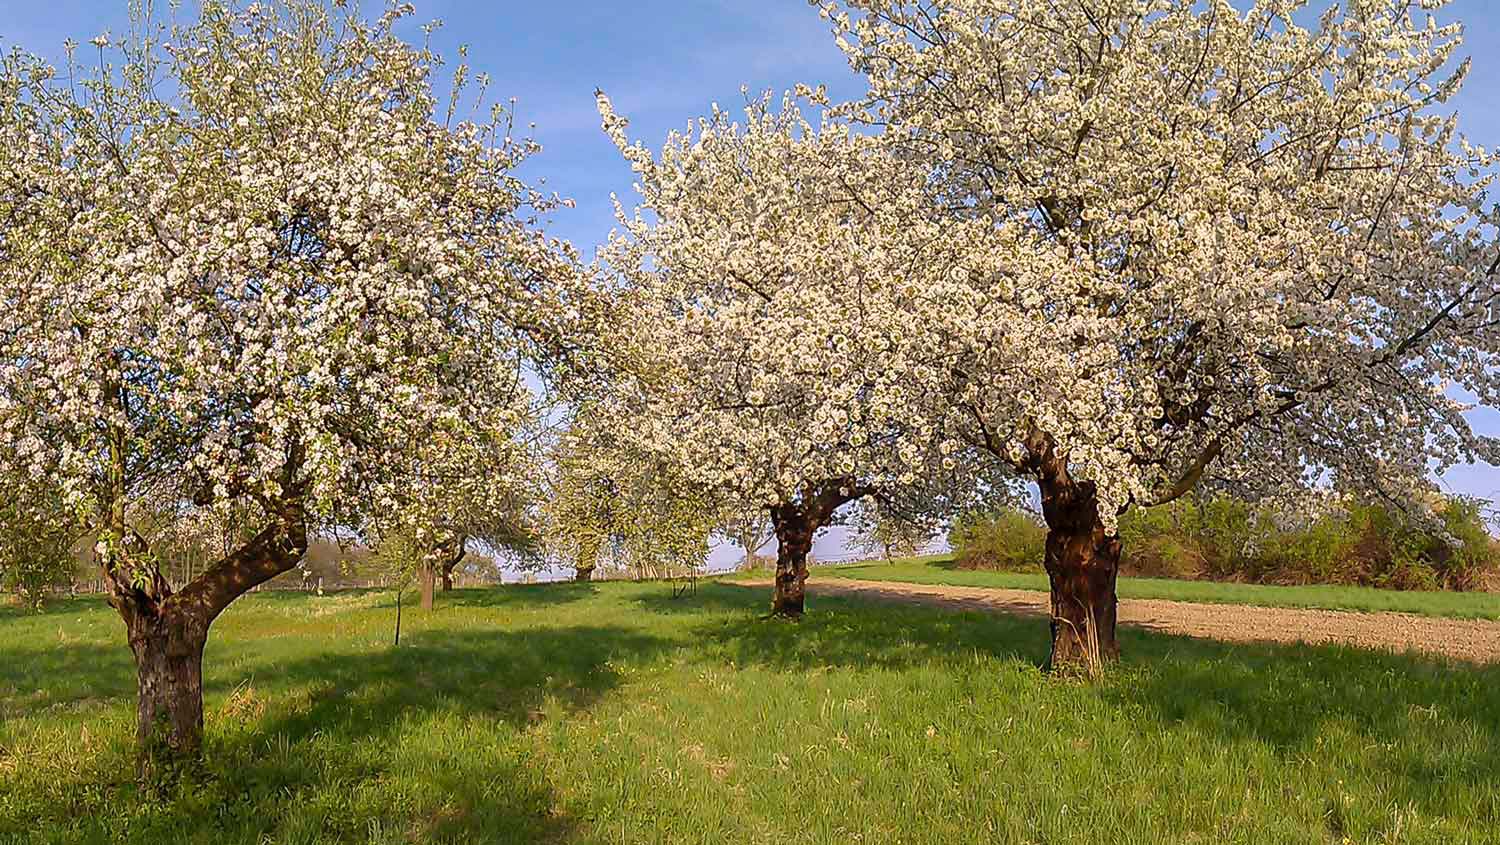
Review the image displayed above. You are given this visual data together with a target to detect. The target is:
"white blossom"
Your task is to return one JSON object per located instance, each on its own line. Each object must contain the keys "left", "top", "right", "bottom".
{"left": 0, "top": 1, "right": 578, "bottom": 609}
{"left": 822, "top": 0, "right": 1500, "bottom": 530}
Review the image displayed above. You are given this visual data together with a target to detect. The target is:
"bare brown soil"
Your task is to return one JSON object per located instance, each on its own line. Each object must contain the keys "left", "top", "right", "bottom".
{"left": 735, "top": 576, "right": 1500, "bottom": 664}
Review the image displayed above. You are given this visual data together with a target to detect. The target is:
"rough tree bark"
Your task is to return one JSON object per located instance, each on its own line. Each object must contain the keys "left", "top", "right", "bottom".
{"left": 102, "top": 503, "right": 308, "bottom": 781}
{"left": 770, "top": 514, "right": 815, "bottom": 617}
{"left": 1038, "top": 467, "right": 1121, "bottom": 672}
{"left": 419, "top": 563, "right": 436, "bottom": 610}
{"left": 122, "top": 601, "right": 207, "bottom": 778}
{"left": 769, "top": 480, "right": 872, "bottom": 618}
{"left": 574, "top": 564, "right": 595, "bottom": 582}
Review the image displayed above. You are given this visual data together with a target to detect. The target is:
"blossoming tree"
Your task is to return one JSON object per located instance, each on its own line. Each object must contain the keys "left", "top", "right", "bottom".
{"left": 380, "top": 414, "right": 541, "bottom": 608}
{"left": 0, "top": 1, "right": 576, "bottom": 773}
{"left": 847, "top": 498, "right": 930, "bottom": 562}
{"left": 0, "top": 477, "right": 78, "bottom": 606}
{"left": 594, "top": 91, "right": 1012, "bottom": 615}
{"left": 543, "top": 405, "right": 720, "bottom": 582}
{"left": 824, "top": 0, "right": 1500, "bottom": 666}
{"left": 720, "top": 511, "right": 775, "bottom": 572}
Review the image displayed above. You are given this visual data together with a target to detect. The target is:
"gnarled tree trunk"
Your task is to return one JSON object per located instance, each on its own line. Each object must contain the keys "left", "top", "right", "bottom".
{"left": 770, "top": 516, "right": 814, "bottom": 617}
{"left": 768, "top": 480, "right": 874, "bottom": 618}
{"left": 1039, "top": 473, "right": 1121, "bottom": 672}
{"left": 123, "top": 605, "right": 209, "bottom": 782}
{"left": 1043, "top": 515, "right": 1121, "bottom": 670}
{"left": 101, "top": 498, "right": 308, "bottom": 780}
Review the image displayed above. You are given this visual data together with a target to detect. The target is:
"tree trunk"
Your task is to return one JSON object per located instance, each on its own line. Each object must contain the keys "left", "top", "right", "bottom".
{"left": 574, "top": 564, "right": 595, "bottom": 582}
{"left": 766, "top": 481, "right": 873, "bottom": 617}
{"left": 124, "top": 607, "right": 208, "bottom": 782}
{"left": 1044, "top": 520, "right": 1121, "bottom": 670}
{"left": 770, "top": 516, "right": 814, "bottom": 618}
{"left": 1039, "top": 477, "right": 1121, "bottom": 672}
{"left": 420, "top": 564, "right": 435, "bottom": 611}
{"left": 96, "top": 459, "right": 307, "bottom": 783}
{"left": 438, "top": 535, "right": 466, "bottom": 592}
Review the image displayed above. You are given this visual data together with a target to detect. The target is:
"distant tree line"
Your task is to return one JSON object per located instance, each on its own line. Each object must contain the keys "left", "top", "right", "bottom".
{"left": 952, "top": 495, "right": 1499, "bottom": 592}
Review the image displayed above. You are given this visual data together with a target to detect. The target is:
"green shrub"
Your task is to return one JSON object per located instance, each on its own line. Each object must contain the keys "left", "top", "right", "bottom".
{"left": 1250, "top": 499, "right": 1497, "bottom": 591}
{"left": 1431, "top": 497, "right": 1500, "bottom": 590}
{"left": 960, "top": 495, "right": 1499, "bottom": 591}
{"left": 948, "top": 508, "right": 1046, "bottom": 572}
{"left": 1117, "top": 497, "right": 1264, "bottom": 579}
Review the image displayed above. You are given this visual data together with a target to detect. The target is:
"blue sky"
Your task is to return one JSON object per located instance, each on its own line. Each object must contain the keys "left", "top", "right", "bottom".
{"left": 5, "top": 1, "right": 1500, "bottom": 561}
{"left": 3, "top": 1, "right": 870, "bottom": 261}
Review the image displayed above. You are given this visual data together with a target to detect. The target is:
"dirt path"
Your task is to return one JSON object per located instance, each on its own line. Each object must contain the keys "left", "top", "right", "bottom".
{"left": 734, "top": 577, "right": 1500, "bottom": 664}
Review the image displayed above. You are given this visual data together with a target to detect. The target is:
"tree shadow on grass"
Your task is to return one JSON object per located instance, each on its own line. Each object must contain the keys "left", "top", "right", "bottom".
{"left": 1103, "top": 632, "right": 1500, "bottom": 812}
{"left": 0, "top": 594, "right": 115, "bottom": 621}
{"left": 702, "top": 581, "right": 1500, "bottom": 746}
{"left": 4, "top": 621, "right": 672, "bottom": 844}
{"left": 671, "top": 583, "right": 1051, "bottom": 671}
{"left": 440, "top": 581, "right": 599, "bottom": 611}
{"left": 629, "top": 580, "right": 770, "bottom": 616}
{"left": 251, "top": 623, "right": 666, "bottom": 739}
{"left": 0, "top": 640, "right": 134, "bottom": 717}
{"left": 196, "top": 623, "right": 672, "bottom": 843}
{"left": 688, "top": 581, "right": 1500, "bottom": 822}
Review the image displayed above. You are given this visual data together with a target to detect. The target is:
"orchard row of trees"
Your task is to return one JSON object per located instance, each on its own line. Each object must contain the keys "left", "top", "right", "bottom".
{"left": 3, "top": 0, "right": 1499, "bottom": 779}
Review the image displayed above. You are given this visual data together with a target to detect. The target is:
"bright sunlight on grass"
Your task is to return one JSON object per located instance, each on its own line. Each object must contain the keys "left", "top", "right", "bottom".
{"left": 819, "top": 556, "right": 1500, "bottom": 620}
{"left": 3, "top": 581, "right": 1498, "bottom": 843}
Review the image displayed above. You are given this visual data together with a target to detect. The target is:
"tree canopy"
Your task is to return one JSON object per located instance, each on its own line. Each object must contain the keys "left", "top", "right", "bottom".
{"left": 0, "top": 0, "right": 579, "bottom": 773}
{"left": 821, "top": 0, "right": 1500, "bottom": 518}
{"left": 809, "top": 0, "right": 1500, "bottom": 666}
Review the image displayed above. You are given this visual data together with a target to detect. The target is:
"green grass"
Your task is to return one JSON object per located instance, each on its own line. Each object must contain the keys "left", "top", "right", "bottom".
{"left": 3, "top": 582, "right": 1499, "bottom": 843}
{"left": 818, "top": 555, "right": 1500, "bottom": 620}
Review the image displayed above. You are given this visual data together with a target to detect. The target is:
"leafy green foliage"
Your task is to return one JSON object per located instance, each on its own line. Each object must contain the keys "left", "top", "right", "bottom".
{"left": 950, "top": 498, "right": 1500, "bottom": 591}
{"left": 1120, "top": 497, "right": 1499, "bottom": 590}
{"left": 368, "top": 531, "right": 425, "bottom": 588}
{"left": 947, "top": 508, "right": 1047, "bottom": 572}
{"left": 0, "top": 485, "right": 80, "bottom": 608}
{"left": 543, "top": 429, "right": 719, "bottom": 581}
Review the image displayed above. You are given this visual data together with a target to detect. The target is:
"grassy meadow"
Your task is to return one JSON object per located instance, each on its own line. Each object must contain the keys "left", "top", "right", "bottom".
{"left": 819, "top": 555, "right": 1500, "bottom": 620}
{"left": 2, "top": 580, "right": 1498, "bottom": 844}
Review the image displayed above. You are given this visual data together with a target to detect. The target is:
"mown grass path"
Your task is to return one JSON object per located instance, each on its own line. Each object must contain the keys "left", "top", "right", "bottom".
{"left": 733, "top": 576, "right": 1500, "bottom": 663}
